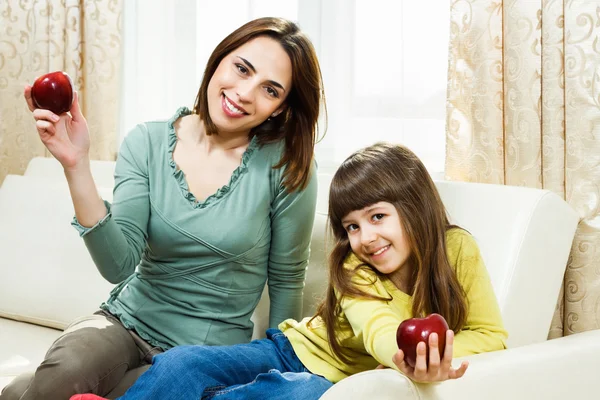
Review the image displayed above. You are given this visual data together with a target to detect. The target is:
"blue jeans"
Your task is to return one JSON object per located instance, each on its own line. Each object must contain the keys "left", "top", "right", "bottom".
{"left": 117, "top": 329, "right": 333, "bottom": 400}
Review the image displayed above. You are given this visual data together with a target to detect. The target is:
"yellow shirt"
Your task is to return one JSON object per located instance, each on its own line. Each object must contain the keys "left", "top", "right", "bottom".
{"left": 279, "top": 228, "right": 508, "bottom": 383}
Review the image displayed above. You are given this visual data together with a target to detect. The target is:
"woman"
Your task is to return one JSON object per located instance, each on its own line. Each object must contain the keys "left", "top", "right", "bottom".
{"left": 1, "top": 17, "right": 325, "bottom": 400}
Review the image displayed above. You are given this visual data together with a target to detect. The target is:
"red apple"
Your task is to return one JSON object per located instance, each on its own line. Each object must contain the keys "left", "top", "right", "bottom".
{"left": 396, "top": 313, "right": 449, "bottom": 368}
{"left": 31, "top": 71, "right": 74, "bottom": 115}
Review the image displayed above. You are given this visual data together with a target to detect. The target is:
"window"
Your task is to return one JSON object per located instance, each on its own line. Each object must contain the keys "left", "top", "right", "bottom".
{"left": 121, "top": 0, "right": 449, "bottom": 177}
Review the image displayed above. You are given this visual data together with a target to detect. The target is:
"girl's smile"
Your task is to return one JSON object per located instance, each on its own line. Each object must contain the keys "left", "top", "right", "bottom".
{"left": 342, "top": 201, "right": 413, "bottom": 290}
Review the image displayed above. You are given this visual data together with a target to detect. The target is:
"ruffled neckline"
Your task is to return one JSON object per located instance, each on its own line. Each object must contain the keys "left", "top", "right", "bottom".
{"left": 167, "top": 107, "right": 258, "bottom": 209}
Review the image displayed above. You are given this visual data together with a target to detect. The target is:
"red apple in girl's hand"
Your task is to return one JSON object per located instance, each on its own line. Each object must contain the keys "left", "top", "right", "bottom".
{"left": 396, "top": 313, "right": 449, "bottom": 368}
{"left": 31, "top": 71, "right": 74, "bottom": 115}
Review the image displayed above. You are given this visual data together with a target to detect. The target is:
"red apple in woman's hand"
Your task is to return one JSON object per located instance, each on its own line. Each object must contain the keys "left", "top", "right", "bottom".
{"left": 396, "top": 313, "right": 449, "bottom": 368}
{"left": 31, "top": 71, "right": 74, "bottom": 115}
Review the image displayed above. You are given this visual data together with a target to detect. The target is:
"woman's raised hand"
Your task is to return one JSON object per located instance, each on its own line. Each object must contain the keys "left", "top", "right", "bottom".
{"left": 25, "top": 86, "right": 90, "bottom": 170}
{"left": 392, "top": 330, "right": 469, "bottom": 383}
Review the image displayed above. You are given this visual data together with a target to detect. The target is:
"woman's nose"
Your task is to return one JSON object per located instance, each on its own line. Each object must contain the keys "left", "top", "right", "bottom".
{"left": 236, "top": 81, "right": 255, "bottom": 104}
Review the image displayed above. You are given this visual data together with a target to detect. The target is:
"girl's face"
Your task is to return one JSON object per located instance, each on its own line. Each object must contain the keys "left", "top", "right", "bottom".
{"left": 206, "top": 36, "right": 292, "bottom": 136}
{"left": 342, "top": 201, "right": 413, "bottom": 286}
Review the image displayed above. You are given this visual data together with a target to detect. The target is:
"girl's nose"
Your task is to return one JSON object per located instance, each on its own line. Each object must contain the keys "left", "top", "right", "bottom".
{"left": 360, "top": 227, "right": 377, "bottom": 245}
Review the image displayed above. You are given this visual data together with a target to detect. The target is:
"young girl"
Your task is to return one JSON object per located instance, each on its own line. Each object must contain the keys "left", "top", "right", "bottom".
{"left": 72, "top": 143, "right": 507, "bottom": 400}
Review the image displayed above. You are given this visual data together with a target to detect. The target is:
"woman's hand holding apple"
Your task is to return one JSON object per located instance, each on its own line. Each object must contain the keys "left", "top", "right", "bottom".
{"left": 25, "top": 72, "right": 90, "bottom": 171}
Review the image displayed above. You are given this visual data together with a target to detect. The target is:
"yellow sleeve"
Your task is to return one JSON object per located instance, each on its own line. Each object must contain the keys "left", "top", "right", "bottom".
{"left": 449, "top": 231, "right": 508, "bottom": 357}
{"left": 339, "top": 261, "right": 409, "bottom": 370}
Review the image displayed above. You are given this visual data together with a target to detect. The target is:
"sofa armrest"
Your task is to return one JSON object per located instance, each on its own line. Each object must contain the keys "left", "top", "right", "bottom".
{"left": 320, "top": 329, "right": 600, "bottom": 400}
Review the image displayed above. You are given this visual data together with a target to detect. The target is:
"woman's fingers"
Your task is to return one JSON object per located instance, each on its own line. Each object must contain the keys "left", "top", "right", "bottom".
{"left": 70, "top": 91, "right": 84, "bottom": 122}
{"left": 23, "top": 85, "right": 35, "bottom": 111}
{"left": 36, "top": 120, "right": 56, "bottom": 136}
{"left": 32, "top": 108, "right": 60, "bottom": 123}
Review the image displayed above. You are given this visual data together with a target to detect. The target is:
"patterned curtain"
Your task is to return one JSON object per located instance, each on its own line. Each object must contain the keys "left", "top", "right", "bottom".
{"left": 0, "top": 0, "right": 123, "bottom": 184}
{"left": 446, "top": 0, "right": 600, "bottom": 338}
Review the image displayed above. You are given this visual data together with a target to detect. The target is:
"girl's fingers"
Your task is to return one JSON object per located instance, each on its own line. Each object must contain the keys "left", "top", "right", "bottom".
{"left": 32, "top": 108, "right": 60, "bottom": 123}
{"left": 427, "top": 333, "right": 441, "bottom": 376}
{"left": 448, "top": 360, "right": 469, "bottom": 379}
{"left": 393, "top": 350, "right": 411, "bottom": 374}
{"left": 413, "top": 341, "right": 428, "bottom": 379}
{"left": 441, "top": 330, "right": 454, "bottom": 369}
{"left": 23, "top": 85, "right": 35, "bottom": 111}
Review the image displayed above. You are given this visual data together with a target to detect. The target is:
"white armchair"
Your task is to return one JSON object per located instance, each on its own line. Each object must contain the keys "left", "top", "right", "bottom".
{"left": 0, "top": 157, "right": 584, "bottom": 399}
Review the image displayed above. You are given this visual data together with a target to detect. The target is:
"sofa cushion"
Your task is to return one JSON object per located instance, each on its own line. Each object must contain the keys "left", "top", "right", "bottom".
{"left": 0, "top": 175, "right": 115, "bottom": 329}
{"left": 0, "top": 319, "right": 62, "bottom": 381}
{"left": 24, "top": 157, "right": 116, "bottom": 188}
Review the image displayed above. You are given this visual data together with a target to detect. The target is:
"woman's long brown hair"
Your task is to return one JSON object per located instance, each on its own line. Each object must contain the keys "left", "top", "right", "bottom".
{"left": 311, "top": 143, "right": 468, "bottom": 363}
{"left": 194, "top": 17, "right": 326, "bottom": 192}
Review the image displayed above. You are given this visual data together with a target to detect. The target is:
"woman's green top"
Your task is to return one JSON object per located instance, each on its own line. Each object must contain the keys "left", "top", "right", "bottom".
{"left": 72, "top": 107, "right": 318, "bottom": 350}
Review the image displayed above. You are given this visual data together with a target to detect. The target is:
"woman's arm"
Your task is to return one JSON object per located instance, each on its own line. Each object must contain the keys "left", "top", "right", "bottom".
{"left": 72, "top": 124, "right": 152, "bottom": 284}
{"left": 25, "top": 87, "right": 150, "bottom": 285}
{"left": 267, "top": 164, "right": 318, "bottom": 327}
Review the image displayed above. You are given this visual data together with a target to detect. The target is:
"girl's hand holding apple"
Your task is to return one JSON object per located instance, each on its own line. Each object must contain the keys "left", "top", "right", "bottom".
{"left": 394, "top": 329, "right": 469, "bottom": 382}
{"left": 391, "top": 313, "right": 469, "bottom": 383}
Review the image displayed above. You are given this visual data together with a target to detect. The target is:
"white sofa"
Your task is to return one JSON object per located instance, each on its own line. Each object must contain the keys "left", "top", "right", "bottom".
{"left": 0, "top": 157, "right": 588, "bottom": 399}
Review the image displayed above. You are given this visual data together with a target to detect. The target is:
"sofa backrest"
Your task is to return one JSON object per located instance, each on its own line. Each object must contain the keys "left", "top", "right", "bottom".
{"left": 0, "top": 175, "right": 115, "bottom": 329}
{"left": 3, "top": 159, "right": 579, "bottom": 349}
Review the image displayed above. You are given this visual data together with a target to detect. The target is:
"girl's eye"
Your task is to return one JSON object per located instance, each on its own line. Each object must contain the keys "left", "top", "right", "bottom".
{"left": 345, "top": 224, "right": 358, "bottom": 233}
{"left": 236, "top": 63, "right": 248, "bottom": 74}
{"left": 265, "top": 86, "right": 279, "bottom": 98}
{"left": 372, "top": 213, "right": 385, "bottom": 222}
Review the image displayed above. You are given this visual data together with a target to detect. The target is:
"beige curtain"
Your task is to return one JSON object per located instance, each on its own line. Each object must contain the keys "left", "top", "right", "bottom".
{"left": 446, "top": 0, "right": 600, "bottom": 337}
{"left": 0, "top": 0, "right": 123, "bottom": 184}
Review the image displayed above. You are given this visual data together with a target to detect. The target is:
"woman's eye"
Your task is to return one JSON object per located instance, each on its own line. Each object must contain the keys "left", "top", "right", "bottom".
{"left": 265, "top": 86, "right": 279, "bottom": 98}
{"left": 372, "top": 213, "right": 385, "bottom": 222}
{"left": 236, "top": 64, "right": 248, "bottom": 74}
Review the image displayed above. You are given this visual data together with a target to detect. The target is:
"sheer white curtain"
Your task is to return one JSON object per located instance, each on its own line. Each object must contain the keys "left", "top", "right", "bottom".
{"left": 120, "top": 0, "right": 449, "bottom": 176}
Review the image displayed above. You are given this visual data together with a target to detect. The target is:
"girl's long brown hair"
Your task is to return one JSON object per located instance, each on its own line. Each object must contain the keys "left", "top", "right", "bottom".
{"left": 194, "top": 17, "right": 326, "bottom": 192}
{"left": 311, "top": 143, "right": 468, "bottom": 363}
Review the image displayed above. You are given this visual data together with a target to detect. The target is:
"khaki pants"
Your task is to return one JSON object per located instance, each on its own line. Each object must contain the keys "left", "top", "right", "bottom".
{"left": 0, "top": 311, "right": 162, "bottom": 400}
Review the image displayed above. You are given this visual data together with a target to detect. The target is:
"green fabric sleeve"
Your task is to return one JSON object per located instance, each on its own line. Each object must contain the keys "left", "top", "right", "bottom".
{"left": 75, "top": 124, "right": 151, "bottom": 283}
{"left": 267, "top": 165, "right": 318, "bottom": 327}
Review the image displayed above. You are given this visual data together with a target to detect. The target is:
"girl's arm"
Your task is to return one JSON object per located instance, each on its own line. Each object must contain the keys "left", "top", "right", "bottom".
{"left": 340, "top": 262, "right": 410, "bottom": 370}
{"left": 267, "top": 164, "right": 318, "bottom": 327}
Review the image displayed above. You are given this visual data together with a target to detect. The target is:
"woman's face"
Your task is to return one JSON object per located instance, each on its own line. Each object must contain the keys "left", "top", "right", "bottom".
{"left": 206, "top": 36, "right": 292, "bottom": 136}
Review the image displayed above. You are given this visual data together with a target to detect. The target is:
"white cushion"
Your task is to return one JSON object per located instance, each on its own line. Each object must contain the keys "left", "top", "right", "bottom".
{"left": 435, "top": 181, "right": 578, "bottom": 347}
{"left": 0, "top": 319, "right": 62, "bottom": 381}
{"left": 0, "top": 175, "right": 115, "bottom": 329}
{"left": 24, "top": 157, "right": 116, "bottom": 188}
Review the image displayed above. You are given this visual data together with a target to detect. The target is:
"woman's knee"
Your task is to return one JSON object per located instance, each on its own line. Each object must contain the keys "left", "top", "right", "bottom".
{"left": 0, "top": 372, "right": 34, "bottom": 400}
